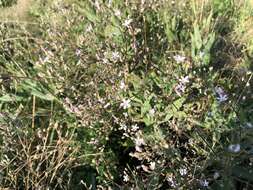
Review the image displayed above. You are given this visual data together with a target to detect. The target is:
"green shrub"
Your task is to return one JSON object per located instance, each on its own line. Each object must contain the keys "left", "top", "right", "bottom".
{"left": 0, "top": 0, "right": 252, "bottom": 189}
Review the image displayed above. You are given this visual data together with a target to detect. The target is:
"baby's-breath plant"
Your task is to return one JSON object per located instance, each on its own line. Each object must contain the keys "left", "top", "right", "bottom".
{"left": 0, "top": 0, "right": 252, "bottom": 189}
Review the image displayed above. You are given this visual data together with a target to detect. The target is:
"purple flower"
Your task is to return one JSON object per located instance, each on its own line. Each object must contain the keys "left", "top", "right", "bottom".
{"left": 215, "top": 86, "right": 228, "bottom": 103}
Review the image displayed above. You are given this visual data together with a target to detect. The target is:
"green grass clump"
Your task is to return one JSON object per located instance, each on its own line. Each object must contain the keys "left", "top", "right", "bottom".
{"left": 0, "top": 0, "right": 17, "bottom": 7}
{"left": 0, "top": 0, "right": 252, "bottom": 189}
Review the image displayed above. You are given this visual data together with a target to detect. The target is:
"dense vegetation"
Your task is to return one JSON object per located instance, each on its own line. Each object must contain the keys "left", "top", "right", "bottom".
{"left": 0, "top": 0, "right": 252, "bottom": 189}
{"left": 0, "top": 0, "right": 17, "bottom": 7}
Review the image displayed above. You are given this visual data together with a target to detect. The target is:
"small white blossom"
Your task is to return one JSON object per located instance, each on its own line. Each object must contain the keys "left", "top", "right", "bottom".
{"left": 199, "top": 51, "right": 205, "bottom": 58}
{"left": 141, "top": 165, "right": 150, "bottom": 172}
{"left": 119, "top": 123, "right": 127, "bottom": 131}
{"left": 150, "top": 162, "right": 156, "bottom": 170}
{"left": 245, "top": 122, "right": 253, "bottom": 128}
{"left": 175, "top": 75, "right": 190, "bottom": 96}
{"left": 115, "top": 9, "right": 121, "bottom": 17}
{"left": 103, "top": 103, "right": 110, "bottom": 109}
{"left": 108, "top": 0, "right": 112, "bottom": 7}
{"left": 179, "top": 76, "right": 190, "bottom": 84}
{"left": 111, "top": 51, "right": 121, "bottom": 62}
{"left": 131, "top": 124, "right": 139, "bottom": 131}
{"left": 179, "top": 168, "right": 187, "bottom": 176}
{"left": 135, "top": 137, "right": 145, "bottom": 147}
{"left": 119, "top": 81, "right": 126, "bottom": 90}
{"left": 149, "top": 108, "right": 155, "bottom": 116}
{"left": 215, "top": 86, "right": 224, "bottom": 95}
{"left": 86, "top": 24, "right": 93, "bottom": 32}
{"left": 123, "top": 173, "right": 129, "bottom": 182}
{"left": 228, "top": 144, "right": 241, "bottom": 153}
{"left": 217, "top": 94, "right": 228, "bottom": 103}
{"left": 123, "top": 18, "right": 133, "bottom": 28}
{"left": 135, "top": 145, "right": 143, "bottom": 152}
{"left": 215, "top": 86, "right": 228, "bottom": 103}
{"left": 167, "top": 176, "right": 177, "bottom": 188}
{"left": 120, "top": 99, "right": 131, "bottom": 109}
{"left": 213, "top": 172, "right": 220, "bottom": 179}
{"left": 123, "top": 112, "right": 128, "bottom": 117}
{"left": 75, "top": 49, "right": 81, "bottom": 56}
{"left": 200, "top": 179, "right": 209, "bottom": 187}
{"left": 94, "top": 0, "right": 100, "bottom": 10}
{"left": 175, "top": 83, "right": 186, "bottom": 96}
{"left": 102, "top": 57, "right": 109, "bottom": 64}
{"left": 135, "top": 135, "right": 145, "bottom": 152}
{"left": 173, "top": 55, "right": 186, "bottom": 63}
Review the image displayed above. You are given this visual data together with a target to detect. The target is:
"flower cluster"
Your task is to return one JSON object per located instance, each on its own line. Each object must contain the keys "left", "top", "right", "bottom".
{"left": 215, "top": 86, "right": 228, "bottom": 103}
{"left": 175, "top": 76, "right": 190, "bottom": 96}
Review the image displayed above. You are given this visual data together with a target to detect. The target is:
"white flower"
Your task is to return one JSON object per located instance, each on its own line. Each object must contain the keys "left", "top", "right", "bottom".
{"left": 75, "top": 49, "right": 81, "bottom": 56}
{"left": 217, "top": 94, "right": 228, "bottom": 103}
{"left": 179, "top": 76, "right": 189, "bottom": 84}
{"left": 123, "top": 18, "right": 133, "bottom": 28}
{"left": 120, "top": 99, "right": 131, "bottom": 109}
{"left": 199, "top": 51, "right": 205, "bottom": 58}
{"left": 167, "top": 176, "right": 177, "bottom": 188}
{"left": 215, "top": 86, "right": 224, "bottom": 95}
{"left": 215, "top": 86, "right": 228, "bottom": 103}
{"left": 119, "top": 81, "right": 126, "bottom": 90}
{"left": 123, "top": 173, "right": 129, "bottom": 182}
{"left": 141, "top": 165, "right": 150, "bottom": 172}
{"left": 245, "top": 122, "right": 253, "bottom": 128}
{"left": 179, "top": 168, "right": 187, "bottom": 176}
{"left": 135, "top": 145, "right": 143, "bottom": 152}
{"left": 150, "top": 162, "right": 156, "bottom": 170}
{"left": 115, "top": 9, "right": 121, "bottom": 17}
{"left": 94, "top": 0, "right": 100, "bottom": 10}
{"left": 102, "top": 57, "right": 109, "bottom": 64}
{"left": 135, "top": 136, "right": 145, "bottom": 152}
{"left": 228, "top": 144, "right": 241, "bottom": 153}
{"left": 108, "top": 0, "right": 112, "bottom": 7}
{"left": 175, "top": 83, "right": 186, "bottom": 96}
{"left": 112, "top": 51, "right": 121, "bottom": 62}
{"left": 103, "top": 103, "right": 110, "bottom": 109}
{"left": 86, "top": 24, "right": 93, "bottom": 32}
{"left": 119, "top": 123, "right": 127, "bottom": 131}
{"left": 213, "top": 172, "right": 220, "bottom": 179}
{"left": 131, "top": 124, "right": 139, "bottom": 131}
{"left": 123, "top": 112, "right": 128, "bottom": 117}
{"left": 149, "top": 108, "right": 155, "bottom": 116}
{"left": 173, "top": 55, "right": 186, "bottom": 63}
{"left": 200, "top": 179, "right": 209, "bottom": 187}
{"left": 135, "top": 137, "right": 145, "bottom": 147}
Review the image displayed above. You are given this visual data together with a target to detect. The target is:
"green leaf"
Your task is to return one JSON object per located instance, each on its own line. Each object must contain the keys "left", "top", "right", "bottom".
{"left": 203, "top": 11, "right": 213, "bottom": 31}
{"left": 164, "top": 110, "right": 173, "bottom": 122}
{"left": 205, "top": 33, "right": 215, "bottom": 52}
{"left": 193, "top": 24, "right": 202, "bottom": 50}
{"left": 0, "top": 94, "right": 24, "bottom": 102}
{"left": 173, "top": 97, "right": 185, "bottom": 111}
{"left": 128, "top": 73, "right": 142, "bottom": 90}
{"left": 141, "top": 99, "right": 151, "bottom": 116}
{"left": 143, "top": 116, "right": 153, "bottom": 126}
{"left": 104, "top": 25, "right": 121, "bottom": 38}
{"left": 31, "top": 90, "right": 55, "bottom": 101}
{"left": 82, "top": 5, "right": 98, "bottom": 23}
{"left": 20, "top": 80, "right": 55, "bottom": 101}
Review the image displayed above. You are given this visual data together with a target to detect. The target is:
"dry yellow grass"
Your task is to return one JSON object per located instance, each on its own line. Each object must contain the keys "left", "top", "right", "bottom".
{"left": 237, "top": 0, "right": 253, "bottom": 43}
{"left": 0, "top": 0, "right": 32, "bottom": 21}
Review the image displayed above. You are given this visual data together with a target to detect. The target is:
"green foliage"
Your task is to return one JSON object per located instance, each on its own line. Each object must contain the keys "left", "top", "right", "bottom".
{"left": 0, "top": 0, "right": 17, "bottom": 7}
